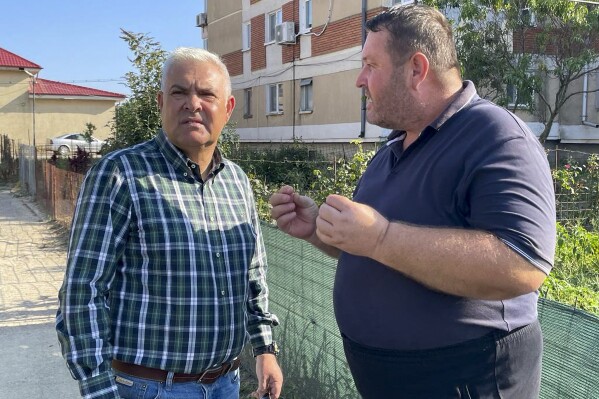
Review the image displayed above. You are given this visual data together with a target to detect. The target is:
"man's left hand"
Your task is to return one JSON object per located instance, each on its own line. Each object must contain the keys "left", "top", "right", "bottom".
{"left": 316, "top": 194, "right": 389, "bottom": 258}
{"left": 252, "top": 354, "right": 283, "bottom": 399}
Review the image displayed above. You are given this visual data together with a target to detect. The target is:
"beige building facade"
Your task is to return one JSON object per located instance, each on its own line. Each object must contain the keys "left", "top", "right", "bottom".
{"left": 0, "top": 48, "right": 125, "bottom": 147}
{"left": 201, "top": 0, "right": 599, "bottom": 146}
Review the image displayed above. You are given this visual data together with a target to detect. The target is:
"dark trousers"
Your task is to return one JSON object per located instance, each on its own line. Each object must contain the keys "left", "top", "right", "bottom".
{"left": 342, "top": 320, "right": 542, "bottom": 399}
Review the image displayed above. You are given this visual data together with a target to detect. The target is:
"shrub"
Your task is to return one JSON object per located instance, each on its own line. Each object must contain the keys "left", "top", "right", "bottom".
{"left": 233, "top": 139, "right": 327, "bottom": 193}
{"left": 309, "top": 140, "right": 374, "bottom": 205}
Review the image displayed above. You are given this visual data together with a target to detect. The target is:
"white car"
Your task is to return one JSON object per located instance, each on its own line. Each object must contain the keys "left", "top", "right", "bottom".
{"left": 48, "top": 133, "right": 105, "bottom": 156}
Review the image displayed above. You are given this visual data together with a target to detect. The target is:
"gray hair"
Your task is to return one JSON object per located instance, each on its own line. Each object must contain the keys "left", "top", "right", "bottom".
{"left": 160, "top": 47, "right": 232, "bottom": 97}
{"left": 366, "top": 4, "right": 460, "bottom": 75}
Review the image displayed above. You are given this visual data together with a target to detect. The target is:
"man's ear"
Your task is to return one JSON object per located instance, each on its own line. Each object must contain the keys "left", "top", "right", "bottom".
{"left": 157, "top": 91, "right": 164, "bottom": 111}
{"left": 408, "top": 52, "right": 429, "bottom": 90}
{"left": 226, "top": 96, "right": 236, "bottom": 120}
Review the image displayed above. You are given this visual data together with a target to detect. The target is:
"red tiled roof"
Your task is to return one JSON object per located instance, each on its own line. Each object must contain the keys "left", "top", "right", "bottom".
{"left": 32, "top": 78, "right": 126, "bottom": 99}
{"left": 0, "top": 47, "right": 42, "bottom": 69}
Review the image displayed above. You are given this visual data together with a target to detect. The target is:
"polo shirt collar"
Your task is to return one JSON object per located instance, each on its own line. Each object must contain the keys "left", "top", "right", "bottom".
{"left": 430, "top": 80, "right": 478, "bottom": 130}
{"left": 387, "top": 80, "right": 478, "bottom": 144}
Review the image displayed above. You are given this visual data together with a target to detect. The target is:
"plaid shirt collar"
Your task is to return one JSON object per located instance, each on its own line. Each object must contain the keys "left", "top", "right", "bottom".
{"left": 156, "top": 129, "right": 225, "bottom": 181}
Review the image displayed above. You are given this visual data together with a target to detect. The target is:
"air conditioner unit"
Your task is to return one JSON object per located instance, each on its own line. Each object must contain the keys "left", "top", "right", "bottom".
{"left": 275, "top": 21, "right": 296, "bottom": 44}
{"left": 196, "top": 13, "right": 208, "bottom": 28}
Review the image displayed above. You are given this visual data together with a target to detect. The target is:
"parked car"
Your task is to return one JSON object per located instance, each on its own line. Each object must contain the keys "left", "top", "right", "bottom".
{"left": 47, "top": 133, "right": 105, "bottom": 156}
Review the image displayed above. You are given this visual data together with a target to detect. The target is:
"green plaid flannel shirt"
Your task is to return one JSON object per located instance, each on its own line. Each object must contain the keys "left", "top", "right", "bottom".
{"left": 56, "top": 130, "right": 277, "bottom": 398}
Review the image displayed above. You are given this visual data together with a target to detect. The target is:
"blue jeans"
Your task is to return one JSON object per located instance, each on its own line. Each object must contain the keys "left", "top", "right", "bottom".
{"left": 114, "top": 368, "right": 240, "bottom": 399}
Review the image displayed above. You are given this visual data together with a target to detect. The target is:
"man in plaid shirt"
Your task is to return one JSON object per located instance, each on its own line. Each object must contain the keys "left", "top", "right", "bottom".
{"left": 56, "top": 47, "right": 283, "bottom": 399}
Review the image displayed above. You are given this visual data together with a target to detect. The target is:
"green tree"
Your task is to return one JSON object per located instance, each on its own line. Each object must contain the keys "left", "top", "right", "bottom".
{"left": 102, "top": 29, "right": 167, "bottom": 154}
{"left": 425, "top": 0, "right": 599, "bottom": 142}
{"left": 81, "top": 122, "right": 96, "bottom": 143}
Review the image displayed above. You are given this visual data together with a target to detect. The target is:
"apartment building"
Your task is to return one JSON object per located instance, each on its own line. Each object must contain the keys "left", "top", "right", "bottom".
{"left": 200, "top": 0, "right": 599, "bottom": 147}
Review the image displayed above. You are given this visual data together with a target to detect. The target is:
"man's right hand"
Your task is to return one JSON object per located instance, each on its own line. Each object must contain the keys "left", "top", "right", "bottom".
{"left": 269, "top": 185, "right": 319, "bottom": 240}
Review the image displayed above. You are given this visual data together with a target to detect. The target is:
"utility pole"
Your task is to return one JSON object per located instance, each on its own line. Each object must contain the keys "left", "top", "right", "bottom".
{"left": 22, "top": 70, "right": 38, "bottom": 150}
{"left": 21, "top": 68, "right": 38, "bottom": 196}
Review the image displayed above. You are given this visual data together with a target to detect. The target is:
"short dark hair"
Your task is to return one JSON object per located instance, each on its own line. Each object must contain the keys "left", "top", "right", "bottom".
{"left": 366, "top": 4, "right": 460, "bottom": 73}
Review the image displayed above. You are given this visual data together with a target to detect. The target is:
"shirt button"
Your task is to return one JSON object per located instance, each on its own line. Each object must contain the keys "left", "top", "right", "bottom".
{"left": 210, "top": 217, "right": 215, "bottom": 222}
{"left": 191, "top": 164, "right": 196, "bottom": 168}
{"left": 216, "top": 253, "right": 220, "bottom": 258}
{"left": 221, "top": 290, "right": 225, "bottom": 296}
{"left": 183, "top": 173, "right": 188, "bottom": 177}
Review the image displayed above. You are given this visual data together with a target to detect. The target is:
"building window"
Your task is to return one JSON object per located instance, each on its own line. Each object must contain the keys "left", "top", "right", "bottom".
{"left": 384, "top": 0, "right": 414, "bottom": 6}
{"left": 266, "top": 83, "right": 283, "bottom": 114}
{"left": 244, "top": 88, "right": 252, "bottom": 119}
{"left": 299, "top": 78, "right": 313, "bottom": 113}
{"left": 242, "top": 22, "right": 251, "bottom": 51}
{"left": 299, "top": 0, "right": 312, "bottom": 33}
{"left": 519, "top": 7, "right": 536, "bottom": 26}
{"left": 265, "top": 9, "right": 283, "bottom": 43}
{"left": 507, "top": 78, "right": 534, "bottom": 110}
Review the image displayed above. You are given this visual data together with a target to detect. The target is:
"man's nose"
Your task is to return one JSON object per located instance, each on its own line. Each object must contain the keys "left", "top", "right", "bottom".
{"left": 355, "top": 68, "right": 366, "bottom": 88}
{"left": 185, "top": 94, "right": 203, "bottom": 112}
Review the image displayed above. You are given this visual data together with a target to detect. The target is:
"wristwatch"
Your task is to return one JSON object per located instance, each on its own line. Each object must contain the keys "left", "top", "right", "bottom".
{"left": 252, "top": 341, "right": 280, "bottom": 357}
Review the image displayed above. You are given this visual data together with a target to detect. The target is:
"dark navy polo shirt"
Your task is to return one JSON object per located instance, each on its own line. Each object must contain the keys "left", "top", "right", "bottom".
{"left": 333, "top": 81, "right": 556, "bottom": 350}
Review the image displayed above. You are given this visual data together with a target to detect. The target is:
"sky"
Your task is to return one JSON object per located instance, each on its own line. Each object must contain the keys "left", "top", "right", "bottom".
{"left": 0, "top": 1, "right": 206, "bottom": 97}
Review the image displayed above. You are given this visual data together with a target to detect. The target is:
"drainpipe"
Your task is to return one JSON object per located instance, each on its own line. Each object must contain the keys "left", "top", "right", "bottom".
{"left": 359, "top": 0, "right": 367, "bottom": 138}
{"left": 582, "top": 66, "right": 599, "bottom": 128}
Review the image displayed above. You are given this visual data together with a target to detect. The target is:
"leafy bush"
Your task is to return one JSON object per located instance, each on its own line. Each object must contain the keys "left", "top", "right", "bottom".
{"left": 553, "top": 222, "right": 599, "bottom": 290}
{"left": 542, "top": 221, "right": 599, "bottom": 315}
{"left": 552, "top": 154, "right": 599, "bottom": 229}
{"left": 541, "top": 274, "right": 599, "bottom": 315}
{"left": 309, "top": 140, "right": 374, "bottom": 205}
{"left": 68, "top": 147, "right": 93, "bottom": 174}
{"left": 47, "top": 147, "right": 92, "bottom": 174}
{"left": 232, "top": 139, "right": 327, "bottom": 193}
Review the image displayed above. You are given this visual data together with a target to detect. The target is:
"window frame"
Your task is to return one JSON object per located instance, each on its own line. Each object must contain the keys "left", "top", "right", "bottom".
{"left": 243, "top": 88, "right": 253, "bottom": 119}
{"left": 266, "top": 83, "right": 284, "bottom": 115}
{"left": 299, "top": 0, "right": 312, "bottom": 33}
{"left": 265, "top": 9, "right": 283, "bottom": 44}
{"left": 299, "top": 78, "right": 313, "bottom": 113}
{"left": 242, "top": 22, "right": 251, "bottom": 51}
{"left": 507, "top": 72, "right": 536, "bottom": 110}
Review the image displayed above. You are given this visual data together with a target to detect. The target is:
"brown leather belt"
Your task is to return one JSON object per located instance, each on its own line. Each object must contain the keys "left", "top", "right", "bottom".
{"left": 112, "top": 357, "right": 241, "bottom": 384}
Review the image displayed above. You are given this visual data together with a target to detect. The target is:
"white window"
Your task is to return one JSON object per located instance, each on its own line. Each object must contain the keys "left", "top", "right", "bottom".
{"left": 507, "top": 77, "right": 534, "bottom": 109}
{"left": 299, "top": 0, "right": 312, "bottom": 33}
{"left": 520, "top": 7, "right": 536, "bottom": 26}
{"left": 266, "top": 83, "right": 283, "bottom": 114}
{"left": 265, "top": 9, "right": 283, "bottom": 43}
{"left": 243, "top": 88, "right": 252, "bottom": 119}
{"left": 242, "top": 22, "right": 251, "bottom": 51}
{"left": 383, "top": 0, "right": 414, "bottom": 6}
{"left": 299, "top": 78, "right": 313, "bottom": 113}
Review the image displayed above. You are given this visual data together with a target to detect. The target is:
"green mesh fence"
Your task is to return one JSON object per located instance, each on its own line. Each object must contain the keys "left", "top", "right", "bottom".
{"left": 538, "top": 299, "right": 599, "bottom": 399}
{"left": 263, "top": 222, "right": 358, "bottom": 398}
{"left": 262, "top": 223, "right": 599, "bottom": 398}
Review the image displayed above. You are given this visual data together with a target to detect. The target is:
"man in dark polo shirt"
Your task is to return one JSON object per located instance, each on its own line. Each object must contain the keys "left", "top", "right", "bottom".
{"left": 269, "top": 4, "right": 555, "bottom": 399}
